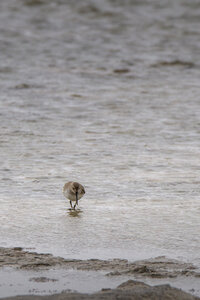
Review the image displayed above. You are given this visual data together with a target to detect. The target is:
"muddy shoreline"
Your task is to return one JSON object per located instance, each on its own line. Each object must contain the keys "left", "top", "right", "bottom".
{"left": 3, "top": 280, "right": 200, "bottom": 300}
{"left": 0, "top": 247, "right": 199, "bottom": 299}
{"left": 0, "top": 247, "right": 199, "bottom": 278}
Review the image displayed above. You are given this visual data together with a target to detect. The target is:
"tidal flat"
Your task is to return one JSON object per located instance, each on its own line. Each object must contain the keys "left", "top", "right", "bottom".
{"left": 0, "top": 0, "right": 200, "bottom": 299}
{"left": 0, "top": 247, "right": 199, "bottom": 299}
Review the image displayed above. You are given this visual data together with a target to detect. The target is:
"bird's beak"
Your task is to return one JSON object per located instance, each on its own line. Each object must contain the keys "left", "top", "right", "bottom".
{"left": 76, "top": 192, "right": 78, "bottom": 205}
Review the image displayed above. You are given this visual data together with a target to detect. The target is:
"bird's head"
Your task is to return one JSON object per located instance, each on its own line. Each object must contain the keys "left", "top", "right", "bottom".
{"left": 71, "top": 182, "right": 85, "bottom": 196}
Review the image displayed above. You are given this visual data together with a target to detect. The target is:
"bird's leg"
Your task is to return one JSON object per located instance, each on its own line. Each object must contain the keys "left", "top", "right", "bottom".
{"left": 73, "top": 203, "right": 76, "bottom": 210}
{"left": 70, "top": 201, "right": 72, "bottom": 208}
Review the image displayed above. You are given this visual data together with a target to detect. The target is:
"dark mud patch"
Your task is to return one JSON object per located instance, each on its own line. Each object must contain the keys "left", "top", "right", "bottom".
{"left": 106, "top": 256, "right": 199, "bottom": 279}
{"left": 14, "top": 83, "right": 44, "bottom": 89}
{"left": 0, "top": 67, "right": 12, "bottom": 73}
{"left": 113, "top": 68, "right": 130, "bottom": 73}
{"left": 23, "top": 0, "right": 45, "bottom": 6}
{"left": 151, "top": 60, "right": 196, "bottom": 68}
{"left": 29, "top": 277, "right": 58, "bottom": 283}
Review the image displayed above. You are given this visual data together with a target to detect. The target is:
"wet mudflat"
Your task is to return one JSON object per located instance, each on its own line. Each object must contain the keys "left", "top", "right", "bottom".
{"left": 0, "top": 0, "right": 200, "bottom": 299}
{"left": 0, "top": 247, "right": 199, "bottom": 298}
{"left": 2, "top": 281, "right": 199, "bottom": 300}
{"left": 0, "top": 247, "right": 200, "bottom": 278}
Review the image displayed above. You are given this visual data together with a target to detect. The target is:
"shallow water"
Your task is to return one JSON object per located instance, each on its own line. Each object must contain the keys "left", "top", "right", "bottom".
{"left": 0, "top": 267, "right": 199, "bottom": 298}
{"left": 0, "top": 0, "right": 200, "bottom": 269}
{"left": 0, "top": 267, "right": 130, "bottom": 298}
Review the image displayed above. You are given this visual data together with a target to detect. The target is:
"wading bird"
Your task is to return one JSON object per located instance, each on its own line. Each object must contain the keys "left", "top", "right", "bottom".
{"left": 63, "top": 181, "right": 85, "bottom": 209}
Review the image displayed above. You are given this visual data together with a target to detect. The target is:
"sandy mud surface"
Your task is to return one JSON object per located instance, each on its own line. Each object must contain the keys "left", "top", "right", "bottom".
{"left": 0, "top": 247, "right": 199, "bottom": 299}
{"left": 0, "top": 247, "right": 199, "bottom": 278}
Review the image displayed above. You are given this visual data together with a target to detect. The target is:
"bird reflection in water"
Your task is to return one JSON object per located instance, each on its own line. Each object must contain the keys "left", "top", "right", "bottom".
{"left": 68, "top": 208, "right": 82, "bottom": 218}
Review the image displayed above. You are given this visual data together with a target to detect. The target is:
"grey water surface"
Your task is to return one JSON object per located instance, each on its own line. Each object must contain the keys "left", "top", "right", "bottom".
{"left": 0, "top": 0, "right": 200, "bottom": 268}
